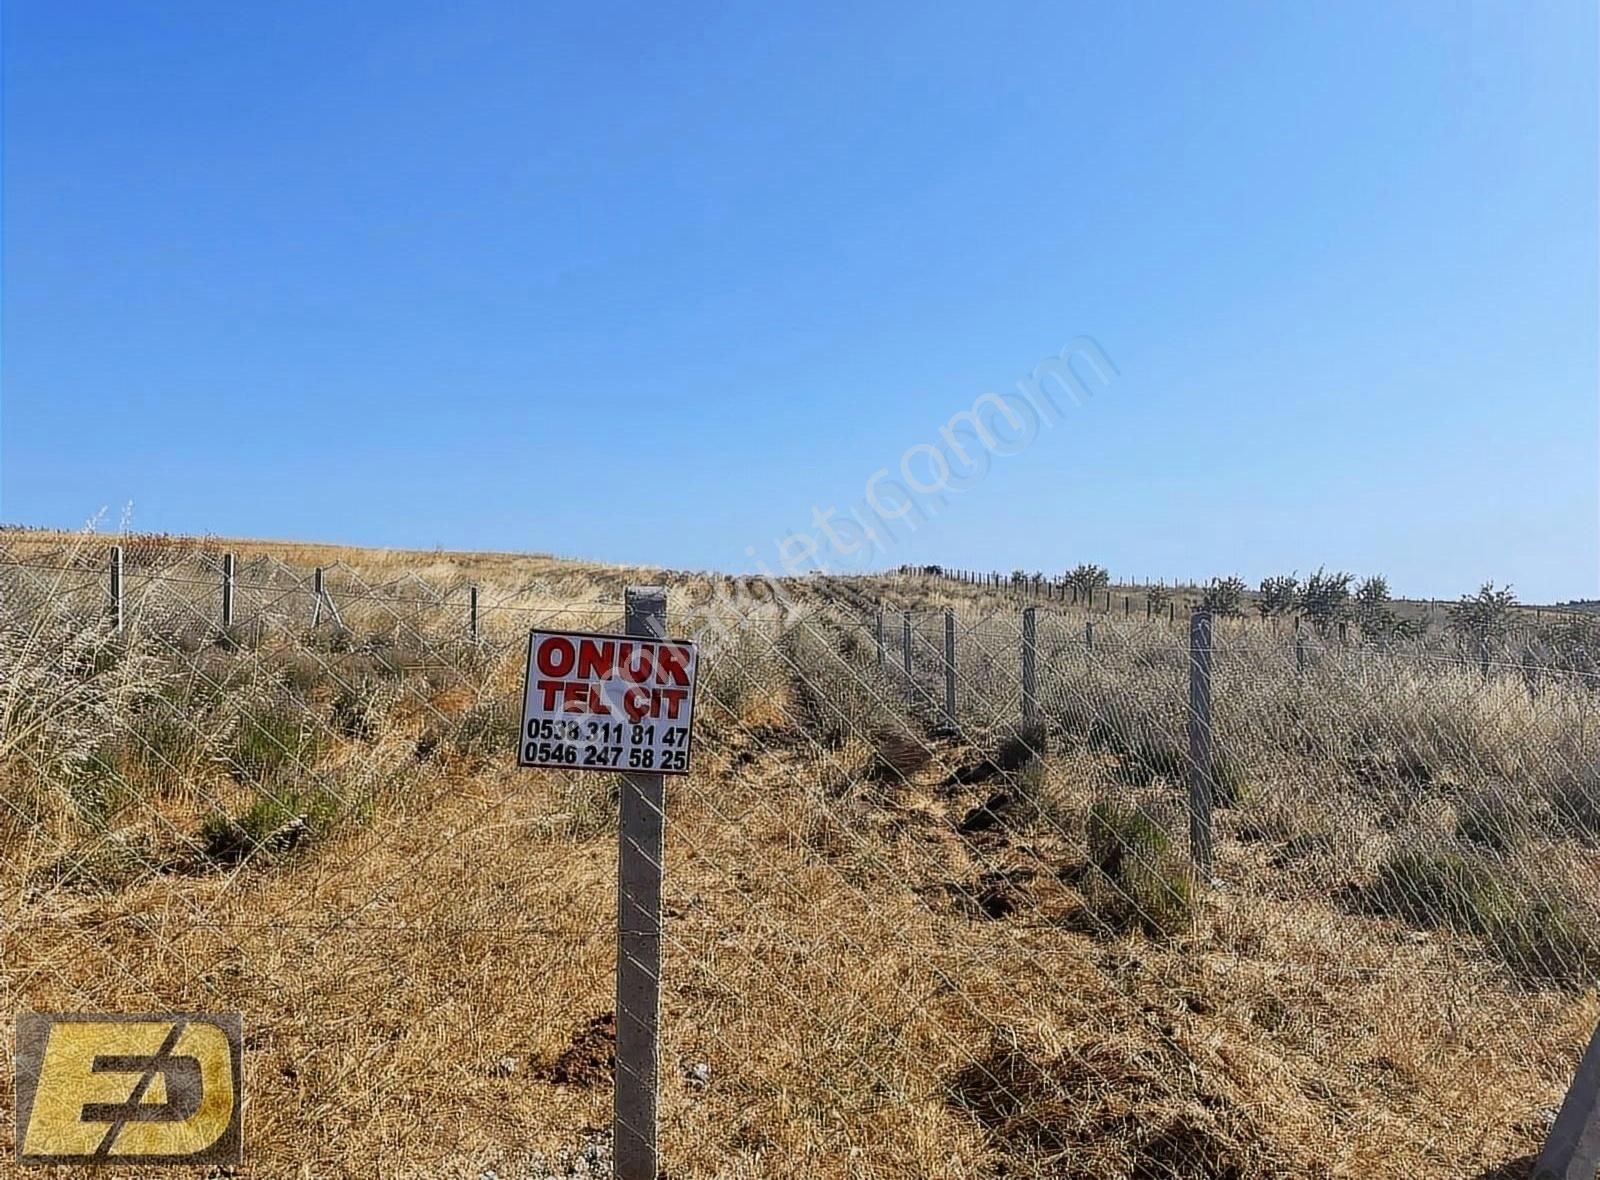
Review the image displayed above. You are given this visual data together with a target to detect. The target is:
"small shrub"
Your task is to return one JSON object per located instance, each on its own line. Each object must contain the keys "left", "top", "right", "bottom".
{"left": 116, "top": 693, "right": 213, "bottom": 797}
{"left": 1367, "top": 847, "right": 1509, "bottom": 932}
{"left": 1365, "top": 846, "right": 1598, "bottom": 986}
{"left": 1084, "top": 800, "right": 1195, "bottom": 936}
{"left": 198, "top": 784, "right": 345, "bottom": 864}
{"left": 230, "top": 700, "right": 326, "bottom": 783}
{"left": 450, "top": 696, "right": 521, "bottom": 762}
{"left": 1488, "top": 897, "right": 1600, "bottom": 987}
{"left": 63, "top": 748, "right": 130, "bottom": 830}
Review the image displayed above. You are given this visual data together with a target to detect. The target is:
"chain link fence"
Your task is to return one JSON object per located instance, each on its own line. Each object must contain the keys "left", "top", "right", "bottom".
{"left": 1, "top": 539, "right": 1595, "bottom": 1177}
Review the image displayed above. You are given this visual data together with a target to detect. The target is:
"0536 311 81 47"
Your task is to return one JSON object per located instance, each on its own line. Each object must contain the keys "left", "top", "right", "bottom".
{"left": 517, "top": 628, "right": 699, "bottom": 775}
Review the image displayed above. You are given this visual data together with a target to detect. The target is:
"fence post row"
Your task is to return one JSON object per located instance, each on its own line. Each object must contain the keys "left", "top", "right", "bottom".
{"left": 615, "top": 585, "right": 668, "bottom": 1180}
{"left": 943, "top": 608, "right": 957, "bottom": 731}
{"left": 221, "top": 553, "right": 236, "bottom": 628}
{"left": 109, "top": 545, "right": 124, "bottom": 633}
{"left": 1188, "top": 610, "right": 1215, "bottom": 877}
{"left": 1021, "top": 606, "right": 1038, "bottom": 725}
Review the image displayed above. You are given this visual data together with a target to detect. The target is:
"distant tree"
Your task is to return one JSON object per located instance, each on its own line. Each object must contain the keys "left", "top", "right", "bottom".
{"left": 1537, "top": 613, "right": 1600, "bottom": 675}
{"left": 1011, "top": 569, "right": 1027, "bottom": 586}
{"left": 1200, "top": 576, "right": 1247, "bottom": 617}
{"left": 1350, "top": 574, "right": 1423, "bottom": 640}
{"left": 1066, "top": 564, "right": 1110, "bottom": 598}
{"left": 1299, "top": 568, "right": 1354, "bottom": 632}
{"left": 1147, "top": 584, "right": 1172, "bottom": 613}
{"left": 1449, "top": 583, "right": 1518, "bottom": 643}
{"left": 1353, "top": 574, "right": 1391, "bottom": 633}
{"left": 1256, "top": 575, "right": 1298, "bottom": 618}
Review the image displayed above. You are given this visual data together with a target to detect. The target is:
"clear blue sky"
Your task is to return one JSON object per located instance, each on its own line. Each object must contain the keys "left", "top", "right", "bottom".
{"left": 3, "top": 2, "right": 1595, "bottom": 601}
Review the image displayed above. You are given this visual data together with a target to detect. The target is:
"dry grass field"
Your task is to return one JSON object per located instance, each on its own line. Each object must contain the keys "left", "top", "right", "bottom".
{"left": 1, "top": 529, "right": 1597, "bottom": 1178}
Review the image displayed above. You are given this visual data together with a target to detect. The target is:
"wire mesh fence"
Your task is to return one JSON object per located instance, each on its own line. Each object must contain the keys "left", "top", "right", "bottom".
{"left": 1, "top": 539, "right": 1596, "bottom": 1177}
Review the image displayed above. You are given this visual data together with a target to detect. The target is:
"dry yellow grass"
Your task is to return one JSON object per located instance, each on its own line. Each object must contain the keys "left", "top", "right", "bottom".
{"left": 0, "top": 531, "right": 1593, "bottom": 1178}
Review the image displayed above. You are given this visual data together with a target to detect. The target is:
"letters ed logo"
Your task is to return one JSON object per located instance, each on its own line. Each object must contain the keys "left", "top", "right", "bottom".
{"left": 14, "top": 1013, "right": 242, "bottom": 1166}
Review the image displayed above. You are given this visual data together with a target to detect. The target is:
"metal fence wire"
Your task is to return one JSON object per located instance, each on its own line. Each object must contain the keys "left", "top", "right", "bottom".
{"left": 1, "top": 541, "right": 1597, "bottom": 1178}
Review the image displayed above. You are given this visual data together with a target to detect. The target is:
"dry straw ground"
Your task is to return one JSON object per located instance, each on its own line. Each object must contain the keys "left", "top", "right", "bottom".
{"left": 0, "top": 530, "right": 1596, "bottom": 1178}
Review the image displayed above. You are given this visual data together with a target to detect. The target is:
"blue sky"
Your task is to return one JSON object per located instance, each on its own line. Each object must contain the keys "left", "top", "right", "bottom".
{"left": 3, "top": 2, "right": 1595, "bottom": 601}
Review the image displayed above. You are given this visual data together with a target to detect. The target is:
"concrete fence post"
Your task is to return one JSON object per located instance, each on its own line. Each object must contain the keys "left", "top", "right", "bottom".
{"left": 221, "top": 553, "right": 236, "bottom": 628}
{"left": 902, "top": 612, "right": 914, "bottom": 705}
{"left": 615, "top": 585, "right": 668, "bottom": 1180}
{"left": 1535, "top": 1021, "right": 1600, "bottom": 1180}
{"left": 1189, "top": 610, "right": 1215, "bottom": 877}
{"left": 109, "top": 546, "right": 124, "bottom": 634}
{"left": 1295, "top": 635, "right": 1307, "bottom": 676}
{"left": 943, "top": 609, "right": 957, "bottom": 730}
{"left": 1021, "top": 606, "right": 1038, "bottom": 725}
{"left": 312, "top": 567, "right": 325, "bottom": 627}
{"left": 874, "top": 609, "right": 885, "bottom": 669}
{"left": 469, "top": 584, "right": 479, "bottom": 640}
{"left": 1085, "top": 620, "right": 1094, "bottom": 656}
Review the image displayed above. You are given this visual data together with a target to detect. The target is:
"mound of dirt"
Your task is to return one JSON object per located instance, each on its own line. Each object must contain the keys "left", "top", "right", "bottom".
{"left": 957, "top": 791, "right": 1018, "bottom": 835}
{"left": 869, "top": 730, "right": 933, "bottom": 784}
{"left": 948, "top": 1027, "right": 1306, "bottom": 1179}
{"left": 548, "top": 1013, "right": 616, "bottom": 1088}
{"left": 945, "top": 723, "right": 1047, "bottom": 788}
{"left": 968, "top": 869, "right": 1036, "bottom": 920}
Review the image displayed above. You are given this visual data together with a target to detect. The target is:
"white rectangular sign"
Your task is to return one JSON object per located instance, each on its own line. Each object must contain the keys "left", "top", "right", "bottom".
{"left": 518, "top": 628, "right": 698, "bottom": 774}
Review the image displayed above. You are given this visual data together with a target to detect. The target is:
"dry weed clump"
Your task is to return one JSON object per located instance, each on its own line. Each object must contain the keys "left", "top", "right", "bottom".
{"left": 1082, "top": 798, "right": 1196, "bottom": 937}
